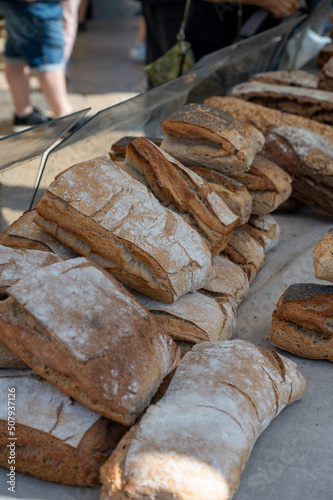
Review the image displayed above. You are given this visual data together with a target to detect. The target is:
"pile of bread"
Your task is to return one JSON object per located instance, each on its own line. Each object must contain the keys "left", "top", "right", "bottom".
{"left": 0, "top": 102, "right": 310, "bottom": 499}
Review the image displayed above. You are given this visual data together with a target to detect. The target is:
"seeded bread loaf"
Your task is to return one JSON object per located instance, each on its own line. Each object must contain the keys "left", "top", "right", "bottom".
{"left": 270, "top": 283, "right": 333, "bottom": 361}
{"left": 34, "top": 156, "right": 214, "bottom": 303}
{"left": 123, "top": 137, "right": 239, "bottom": 256}
{"left": 250, "top": 69, "right": 318, "bottom": 89}
{"left": 313, "top": 228, "right": 333, "bottom": 282}
{"left": 161, "top": 103, "right": 265, "bottom": 175}
{"left": 0, "top": 258, "right": 179, "bottom": 425}
{"left": 0, "top": 371, "right": 127, "bottom": 485}
{"left": 100, "top": 339, "right": 306, "bottom": 500}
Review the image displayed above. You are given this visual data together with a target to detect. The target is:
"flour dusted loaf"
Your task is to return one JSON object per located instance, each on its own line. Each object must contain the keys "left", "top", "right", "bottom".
{"left": 188, "top": 166, "right": 252, "bottom": 224}
{"left": 0, "top": 209, "right": 78, "bottom": 258}
{"left": 100, "top": 339, "right": 306, "bottom": 500}
{"left": 318, "top": 57, "right": 333, "bottom": 91}
{"left": 232, "top": 155, "right": 292, "bottom": 214}
{"left": 250, "top": 69, "right": 318, "bottom": 89}
{"left": 264, "top": 126, "right": 333, "bottom": 217}
{"left": 0, "top": 371, "right": 127, "bottom": 485}
{"left": 134, "top": 290, "right": 237, "bottom": 344}
{"left": 230, "top": 81, "right": 333, "bottom": 125}
{"left": 270, "top": 283, "right": 333, "bottom": 361}
{"left": 0, "top": 257, "right": 179, "bottom": 425}
{"left": 242, "top": 214, "right": 281, "bottom": 252}
{"left": 123, "top": 137, "right": 239, "bottom": 256}
{"left": 161, "top": 103, "right": 265, "bottom": 175}
{"left": 313, "top": 228, "right": 333, "bottom": 282}
{"left": 204, "top": 97, "right": 333, "bottom": 145}
{"left": 34, "top": 156, "right": 214, "bottom": 303}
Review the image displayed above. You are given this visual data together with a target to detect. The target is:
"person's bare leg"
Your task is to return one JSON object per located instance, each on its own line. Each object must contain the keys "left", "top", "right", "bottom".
{"left": 5, "top": 60, "right": 33, "bottom": 117}
{"left": 36, "top": 68, "right": 73, "bottom": 118}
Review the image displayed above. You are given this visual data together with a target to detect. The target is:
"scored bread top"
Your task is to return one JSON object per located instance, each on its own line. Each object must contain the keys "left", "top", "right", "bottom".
{"left": 0, "top": 372, "right": 101, "bottom": 448}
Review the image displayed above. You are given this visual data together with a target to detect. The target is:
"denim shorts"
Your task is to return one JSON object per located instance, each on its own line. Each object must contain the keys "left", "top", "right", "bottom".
{"left": 0, "top": 2, "right": 65, "bottom": 72}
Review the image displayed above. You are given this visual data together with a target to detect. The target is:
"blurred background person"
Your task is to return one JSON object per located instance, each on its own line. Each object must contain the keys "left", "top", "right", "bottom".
{"left": 129, "top": 15, "right": 147, "bottom": 62}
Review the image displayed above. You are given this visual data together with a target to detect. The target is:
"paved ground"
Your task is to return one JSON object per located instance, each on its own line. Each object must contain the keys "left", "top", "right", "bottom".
{"left": 0, "top": 3, "right": 146, "bottom": 137}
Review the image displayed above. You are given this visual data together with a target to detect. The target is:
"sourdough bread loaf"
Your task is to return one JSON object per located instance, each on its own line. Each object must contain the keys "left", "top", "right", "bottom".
{"left": 313, "top": 228, "right": 333, "bottom": 282}
{"left": 187, "top": 166, "right": 252, "bottom": 224}
{"left": 250, "top": 69, "right": 318, "bottom": 89}
{"left": 34, "top": 156, "right": 214, "bottom": 303}
{"left": 100, "top": 339, "right": 306, "bottom": 500}
{"left": 270, "top": 283, "right": 333, "bottom": 361}
{"left": 0, "top": 371, "right": 127, "bottom": 485}
{"left": 0, "top": 257, "right": 180, "bottom": 425}
{"left": 204, "top": 97, "right": 333, "bottom": 145}
{"left": 161, "top": 103, "right": 265, "bottom": 175}
{"left": 110, "top": 136, "right": 162, "bottom": 162}
{"left": 123, "top": 137, "right": 239, "bottom": 256}
{"left": 242, "top": 214, "right": 281, "bottom": 252}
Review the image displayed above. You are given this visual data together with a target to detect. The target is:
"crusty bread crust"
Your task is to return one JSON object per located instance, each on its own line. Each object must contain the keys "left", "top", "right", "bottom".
{"left": 242, "top": 214, "right": 281, "bottom": 253}
{"left": 314, "top": 229, "right": 333, "bottom": 282}
{"left": 250, "top": 69, "right": 318, "bottom": 89}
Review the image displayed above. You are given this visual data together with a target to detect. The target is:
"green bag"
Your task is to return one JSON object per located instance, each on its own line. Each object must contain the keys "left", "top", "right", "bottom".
{"left": 145, "top": 0, "right": 194, "bottom": 87}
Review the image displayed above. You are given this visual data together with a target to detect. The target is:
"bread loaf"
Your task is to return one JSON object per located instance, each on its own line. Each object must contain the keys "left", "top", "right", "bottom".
{"left": 0, "top": 209, "right": 78, "bottom": 258}
{"left": 313, "top": 228, "right": 333, "bottom": 282}
{"left": 317, "top": 44, "right": 333, "bottom": 67}
{"left": 204, "top": 97, "right": 333, "bottom": 145}
{"left": 223, "top": 228, "right": 266, "bottom": 282}
{"left": 242, "top": 214, "right": 281, "bottom": 252}
{"left": 232, "top": 155, "right": 292, "bottom": 214}
{"left": 264, "top": 126, "right": 333, "bottom": 217}
{"left": 318, "top": 57, "right": 333, "bottom": 91}
{"left": 0, "top": 257, "right": 180, "bottom": 425}
{"left": 100, "top": 339, "right": 306, "bottom": 500}
{"left": 123, "top": 137, "right": 239, "bottom": 256}
{"left": 34, "top": 156, "right": 214, "bottom": 303}
{"left": 230, "top": 81, "right": 333, "bottom": 125}
{"left": 110, "top": 136, "right": 162, "bottom": 162}
{"left": 270, "top": 283, "right": 333, "bottom": 361}
{"left": 187, "top": 166, "right": 252, "bottom": 224}
{"left": 161, "top": 103, "right": 265, "bottom": 175}
{"left": 250, "top": 69, "right": 318, "bottom": 89}
{"left": 0, "top": 371, "right": 127, "bottom": 485}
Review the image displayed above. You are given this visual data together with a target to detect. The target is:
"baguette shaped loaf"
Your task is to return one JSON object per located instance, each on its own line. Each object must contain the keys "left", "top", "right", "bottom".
{"left": 250, "top": 69, "right": 318, "bottom": 89}
{"left": 100, "top": 340, "right": 306, "bottom": 500}
{"left": 264, "top": 126, "right": 333, "bottom": 217}
{"left": 0, "top": 258, "right": 179, "bottom": 425}
{"left": 314, "top": 228, "right": 333, "bottom": 282}
{"left": 34, "top": 156, "right": 214, "bottom": 303}
{"left": 124, "top": 138, "right": 239, "bottom": 256}
{"left": 318, "top": 57, "right": 333, "bottom": 91}
{"left": 0, "top": 245, "right": 65, "bottom": 369}
{"left": 0, "top": 209, "right": 78, "bottom": 258}
{"left": 187, "top": 166, "right": 252, "bottom": 224}
{"left": 161, "top": 103, "right": 265, "bottom": 175}
{"left": 242, "top": 214, "right": 281, "bottom": 252}
{"left": 232, "top": 155, "right": 292, "bottom": 214}
{"left": 0, "top": 372, "right": 127, "bottom": 485}
{"left": 133, "top": 290, "right": 237, "bottom": 343}
{"left": 270, "top": 283, "right": 333, "bottom": 361}
{"left": 223, "top": 228, "right": 266, "bottom": 282}
{"left": 204, "top": 97, "right": 333, "bottom": 145}
{"left": 200, "top": 254, "right": 249, "bottom": 310}
{"left": 230, "top": 81, "right": 333, "bottom": 125}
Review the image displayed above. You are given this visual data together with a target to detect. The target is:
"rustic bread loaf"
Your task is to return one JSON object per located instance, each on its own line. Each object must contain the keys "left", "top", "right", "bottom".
{"left": 0, "top": 371, "right": 127, "bottom": 485}
{"left": 232, "top": 155, "right": 292, "bottom": 214}
{"left": 317, "top": 44, "right": 333, "bottom": 67}
{"left": 133, "top": 290, "right": 237, "bottom": 343}
{"left": 34, "top": 156, "right": 214, "bottom": 303}
{"left": 100, "top": 339, "right": 306, "bottom": 500}
{"left": 270, "top": 283, "right": 333, "bottom": 361}
{"left": 318, "top": 57, "right": 333, "bottom": 91}
{"left": 250, "top": 69, "right": 318, "bottom": 89}
{"left": 0, "top": 257, "right": 180, "bottom": 425}
{"left": 313, "top": 228, "right": 333, "bottom": 282}
{"left": 187, "top": 166, "right": 252, "bottom": 224}
{"left": 242, "top": 214, "right": 281, "bottom": 252}
{"left": 222, "top": 228, "right": 266, "bottom": 282}
{"left": 110, "top": 136, "right": 162, "bottom": 162}
{"left": 200, "top": 254, "right": 249, "bottom": 310}
{"left": 230, "top": 81, "right": 333, "bottom": 125}
{"left": 204, "top": 97, "right": 333, "bottom": 145}
{"left": 264, "top": 126, "right": 333, "bottom": 217}
{"left": 0, "top": 210, "right": 78, "bottom": 258}
{"left": 161, "top": 103, "right": 265, "bottom": 175}
{"left": 123, "top": 137, "right": 239, "bottom": 256}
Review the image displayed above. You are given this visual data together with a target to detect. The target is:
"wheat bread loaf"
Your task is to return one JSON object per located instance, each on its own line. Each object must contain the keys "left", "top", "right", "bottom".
{"left": 160, "top": 103, "right": 265, "bottom": 175}
{"left": 250, "top": 69, "right": 318, "bottom": 89}
{"left": 34, "top": 156, "right": 214, "bottom": 303}
{"left": 0, "top": 371, "right": 127, "bottom": 485}
{"left": 313, "top": 228, "right": 333, "bottom": 282}
{"left": 270, "top": 283, "right": 333, "bottom": 361}
{"left": 0, "top": 257, "right": 179, "bottom": 425}
{"left": 100, "top": 339, "right": 306, "bottom": 500}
